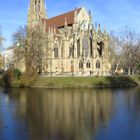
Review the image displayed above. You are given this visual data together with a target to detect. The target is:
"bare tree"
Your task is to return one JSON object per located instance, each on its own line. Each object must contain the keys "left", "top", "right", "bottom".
{"left": 13, "top": 25, "right": 47, "bottom": 74}
{"left": 117, "top": 27, "right": 140, "bottom": 75}
{"left": 0, "top": 27, "right": 3, "bottom": 46}
{"left": 109, "top": 31, "right": 121, "bottom": 74}
{"left": 109, "top": 28, "right": 140, "bottom": 75}
{"left": 0, "top": 26, "right": 5, "bottom": 50}
{"left": 0, "top": 26, "right": 4, "bottom": 69}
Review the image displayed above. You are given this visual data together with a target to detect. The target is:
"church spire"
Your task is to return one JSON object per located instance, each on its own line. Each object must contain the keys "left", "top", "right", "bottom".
{"left": 27, "top": 0, "right": 47, "bottom": 28}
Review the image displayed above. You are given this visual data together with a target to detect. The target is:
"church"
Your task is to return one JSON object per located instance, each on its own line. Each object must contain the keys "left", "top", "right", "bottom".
{"left": 27, "top": 0, "right": 111, "bottom": 76}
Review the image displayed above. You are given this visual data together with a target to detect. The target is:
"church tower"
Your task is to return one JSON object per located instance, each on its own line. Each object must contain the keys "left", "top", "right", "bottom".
{"left": 27, "top": 0, "right": 47, "bottom": 28}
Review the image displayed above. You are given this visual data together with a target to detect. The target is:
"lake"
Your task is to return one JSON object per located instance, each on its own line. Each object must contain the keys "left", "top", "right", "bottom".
{"left": 0, "top": 87, "right": 140, "bottom": 140}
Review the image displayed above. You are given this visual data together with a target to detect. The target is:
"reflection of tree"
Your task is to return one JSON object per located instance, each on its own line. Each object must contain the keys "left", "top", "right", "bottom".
{"left": 22, "top": 88, "right": 113, "bottom": 140}
{"left": 0, "top": 90, "right": 4, "bottom": 129}
{"left": 3, "top": 87, "right": 140, "bottom": 140}
{"left": 125, "top": 87, "right": 140, "bottom": 120}
{"left": 0, "top": 88, "right": 29, "bottom": 140}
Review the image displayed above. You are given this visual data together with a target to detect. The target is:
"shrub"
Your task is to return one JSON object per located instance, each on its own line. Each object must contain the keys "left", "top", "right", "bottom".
{"left": 13, "top": 69, "right": 22, "bottom": 79}
{"left": 18, "top": 71, "right": 37, "bottom": 87}
{"left": 2, "top": 68, "right": 14, "bottom": 86}
{"left": 2, "top": 68, "right": 22, "bottom": 87}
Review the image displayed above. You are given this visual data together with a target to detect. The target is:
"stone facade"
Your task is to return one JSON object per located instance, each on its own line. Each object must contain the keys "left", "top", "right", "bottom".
{"left": 27, "top": 0, "right": 111, "bottom": 76}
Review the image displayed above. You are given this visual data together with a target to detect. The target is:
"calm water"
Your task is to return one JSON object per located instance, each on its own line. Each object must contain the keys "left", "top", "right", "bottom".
{"left": 0, "top": 87, "right": 140, "bottom": 140}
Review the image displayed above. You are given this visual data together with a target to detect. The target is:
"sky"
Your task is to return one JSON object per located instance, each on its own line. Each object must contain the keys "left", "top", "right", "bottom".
{"left": 0, "top": 0, "right": 140, "bottom": 48}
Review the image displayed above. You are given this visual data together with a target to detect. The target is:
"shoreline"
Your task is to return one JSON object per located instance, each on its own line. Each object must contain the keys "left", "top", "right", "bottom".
{"left": 10, "top": 76, "right": 140, "bottom": 89}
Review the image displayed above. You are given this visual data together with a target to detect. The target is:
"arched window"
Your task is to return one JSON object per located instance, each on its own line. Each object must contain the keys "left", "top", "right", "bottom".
{"left": 90, "top": 37, "right": 93, "bottom": 56}
{"left": 97, "top": 41, "right": 104, "bottom": 56}
{"left": 86, "top": 61, "right": 91, "bottom": 68}
{"left": 54, "top": 47, "right": 59, "bottom": 58}
{"left": 79, "top": 61, "right": 83, "bottom": 69}
{"left": 45, "top": 64, "right": 48, "bottom": 69}
{"left": 77, "top": 39, "right": 80, "bottom": 57}
{"left": 69, "top": 46, "right": 74, "bottom": 57}
{"left": 35, "top": 0, "right": 40, "bottom": 11}
{"left": 96, "top": 60, "right": 100, "bottom": 69}
{"left": 35, "top": 0, "right": 37, "bottom": 5}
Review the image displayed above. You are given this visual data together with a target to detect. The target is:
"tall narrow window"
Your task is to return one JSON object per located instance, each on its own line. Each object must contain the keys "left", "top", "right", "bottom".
{"left": 97, "top": 42, "right": 104, "bottom": 56}
{"left": 79, "top": 61, "right": 83, "bottom": 69}
{"left": 86, "top": 61, "right": 91, "bottom": 68}
{"left": 96, "top": 60, "right": 100, "bottom": 69}
{"left": 35, "top": 0, "right": 41, "bottom": 12}
{"left": 35, "top": 0, "right": 37, "bottom": 5}
{"left": 54, "top": 47, "right": 59, "bottom": 58}
{"left": 77, "top": 39, "right": 80, "bottom": 57}
{"left": 69, "top": 46, "right": 74, "bottom": 57}
{"left": 90, "top": 38, "right": 93, "bottom": 56}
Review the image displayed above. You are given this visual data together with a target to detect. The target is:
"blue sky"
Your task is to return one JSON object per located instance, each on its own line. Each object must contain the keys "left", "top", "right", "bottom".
{"left": 0, "top": 0, "right": 140, "bottom": 47}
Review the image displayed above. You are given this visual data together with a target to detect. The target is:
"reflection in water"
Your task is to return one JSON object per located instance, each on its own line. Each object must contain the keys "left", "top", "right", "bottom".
{"left": 26, "top": 89, "right": 113, "bottom": 140}
{"left": 0, "top": 87, "right": 140, "bottom": 140}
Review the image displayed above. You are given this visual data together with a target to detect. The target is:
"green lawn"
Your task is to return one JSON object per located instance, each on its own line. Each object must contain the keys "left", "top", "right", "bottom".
{"left": 1, "top": 75, "right": 139, "bottom": 88}
{"left": 33, "top": 76, "right": 139, "bottom": 88}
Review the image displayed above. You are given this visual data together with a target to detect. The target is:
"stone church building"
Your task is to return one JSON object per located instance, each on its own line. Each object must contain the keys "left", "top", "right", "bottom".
{"left": 27, "top": 0, "right": 111, "bottom": 76}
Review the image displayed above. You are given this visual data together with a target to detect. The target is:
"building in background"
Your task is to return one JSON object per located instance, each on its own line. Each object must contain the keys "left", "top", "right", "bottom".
{"left": 2, "top": 47, "right": 15, "bottom": 70}
{"left": 27, "top": 0, "right": 111, "bottom": 76}
{"left": 2, "top": 46, "right": 25, "bottom": 72}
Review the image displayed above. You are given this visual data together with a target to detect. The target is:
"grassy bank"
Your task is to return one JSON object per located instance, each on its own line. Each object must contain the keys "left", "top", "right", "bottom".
{"left": 0, "top": 75, "right": 140, "bottom": 88}
{"left": 32, "top": 76, "right": 140, "bottom": 88}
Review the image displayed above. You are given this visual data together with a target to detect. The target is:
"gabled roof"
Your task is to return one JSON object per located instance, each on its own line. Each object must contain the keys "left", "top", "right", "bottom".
{"left": 42, "top": 8, "right": 82, "bottom": 33}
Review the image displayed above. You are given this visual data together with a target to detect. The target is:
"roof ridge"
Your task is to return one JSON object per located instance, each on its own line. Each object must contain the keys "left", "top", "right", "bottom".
{"left": 46, "top": 7, "right": 82, "bottom": 20}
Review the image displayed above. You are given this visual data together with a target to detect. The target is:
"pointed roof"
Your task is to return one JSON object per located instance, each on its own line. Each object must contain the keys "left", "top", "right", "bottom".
{"left": 42, "top": 8, "right": 82, "bottom": 32}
